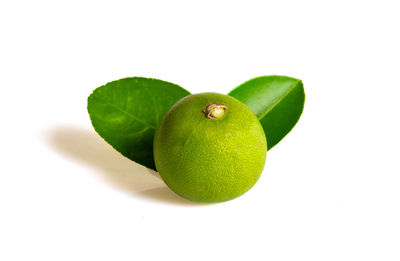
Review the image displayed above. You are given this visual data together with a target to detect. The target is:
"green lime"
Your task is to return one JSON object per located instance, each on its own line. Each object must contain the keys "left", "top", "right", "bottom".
{"left": 153, "top": 92, "right": 267, "bottom": 203}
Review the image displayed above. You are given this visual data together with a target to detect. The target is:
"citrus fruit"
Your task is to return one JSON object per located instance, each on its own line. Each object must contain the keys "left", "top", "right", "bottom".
{"left": 153, "top": 92, "right": 267, "bottom": 203}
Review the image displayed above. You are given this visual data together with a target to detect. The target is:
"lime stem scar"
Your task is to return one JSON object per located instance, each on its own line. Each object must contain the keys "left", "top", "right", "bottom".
{"left": 202, "top": 103, "right": 227, "bottom": 120}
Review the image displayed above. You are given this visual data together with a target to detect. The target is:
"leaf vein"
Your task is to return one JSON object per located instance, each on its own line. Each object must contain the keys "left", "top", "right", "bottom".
{"left": 258, "top": 80, "right": 303, "bottom": 120}
{"left": 143, "top": 85, "right": 159, "bottom": 124}
{"left": 90, "top": 94, "right": 156, "bottom": 129}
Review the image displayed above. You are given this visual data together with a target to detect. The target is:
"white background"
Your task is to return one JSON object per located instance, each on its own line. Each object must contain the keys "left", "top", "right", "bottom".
{"left": 1, "top": 0, "right": 399, "bottom": 260}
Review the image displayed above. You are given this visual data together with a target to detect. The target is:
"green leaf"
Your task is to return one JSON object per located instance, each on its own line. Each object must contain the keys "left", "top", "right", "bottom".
{"left": 87, "top": 77, "right": 190, "bottom": 170}
{"left": 228, "top": 75, "right": 305, "bottom": 150}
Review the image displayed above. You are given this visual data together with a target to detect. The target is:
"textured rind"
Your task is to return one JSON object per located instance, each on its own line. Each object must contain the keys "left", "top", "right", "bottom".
{"left": 154, "top": 93, "right": 267, "bottom": 203}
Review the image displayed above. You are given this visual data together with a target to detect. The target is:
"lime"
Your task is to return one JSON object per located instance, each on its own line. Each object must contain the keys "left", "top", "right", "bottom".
{"left": 153, "top": 92, "right": 267, "bottom": 203}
